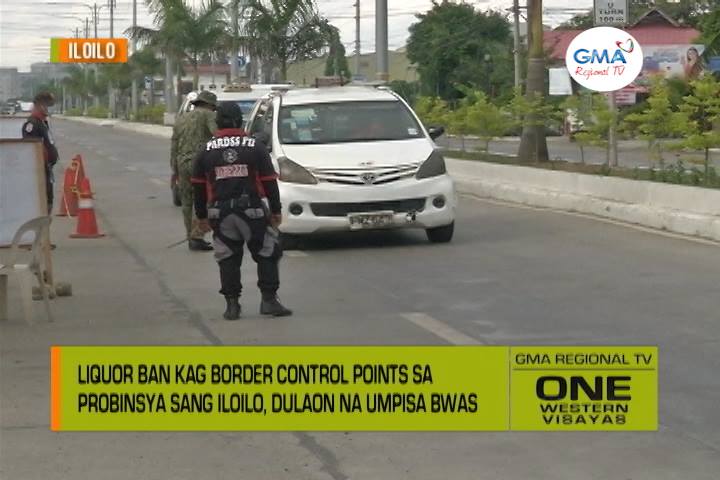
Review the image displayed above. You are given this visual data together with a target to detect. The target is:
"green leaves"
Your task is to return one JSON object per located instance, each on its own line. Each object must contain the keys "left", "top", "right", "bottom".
{"left": 672, "top": 75, "right": 720, "bottom": 181}
{"left": 241, "top": 0, "right": 332, "bottom": 81}
{"left": 407, "top": 2, "right": 513, "bottom": 100}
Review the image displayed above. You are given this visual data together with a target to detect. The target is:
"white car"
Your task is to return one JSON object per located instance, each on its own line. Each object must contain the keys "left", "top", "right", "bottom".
{"left": 178, "top": 84, "right": 294, "bottom": 127}
{"left": 246, "top": 85, "right": 456, "bottom": 245}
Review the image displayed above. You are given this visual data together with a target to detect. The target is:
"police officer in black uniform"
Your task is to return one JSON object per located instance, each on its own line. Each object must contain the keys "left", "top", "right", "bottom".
{"left": 191, "top": 102, "right": 292, "bottom": 320}
{"left": 22, "top": 92, "right": 59, "bottom": 213}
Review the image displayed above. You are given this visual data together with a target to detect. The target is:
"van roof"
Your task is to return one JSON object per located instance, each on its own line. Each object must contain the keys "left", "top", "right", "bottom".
{"left": 278, "top": 86, "right": 398, "bottom": 106}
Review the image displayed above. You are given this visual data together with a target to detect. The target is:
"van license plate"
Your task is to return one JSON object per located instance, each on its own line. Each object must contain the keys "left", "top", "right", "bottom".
{"left": 348, "top": 211, "right": 394, "bottom": 230}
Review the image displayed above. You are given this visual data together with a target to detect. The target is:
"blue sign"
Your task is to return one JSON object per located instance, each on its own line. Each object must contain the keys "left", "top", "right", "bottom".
{"left": 237, "top": 55, "right": 247, "bottom": 67}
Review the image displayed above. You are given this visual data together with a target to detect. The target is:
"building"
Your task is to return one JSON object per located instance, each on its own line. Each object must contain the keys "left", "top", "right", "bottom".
{"left": 544, "top": 8, "right": 701, "bottom": 82}
{"left": 0, "top": 68, "right": 19, "bottom": 102}
{"left": 286, "top": 49, "right": 416, "bottom": 86}
{"left": 29, "top": 62, "right": 70, "bottom": 82}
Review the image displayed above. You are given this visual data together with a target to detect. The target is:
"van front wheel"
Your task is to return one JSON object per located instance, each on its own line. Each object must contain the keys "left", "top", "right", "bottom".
{"left": 426, "top": 222, "right": 454, "bottom": 243}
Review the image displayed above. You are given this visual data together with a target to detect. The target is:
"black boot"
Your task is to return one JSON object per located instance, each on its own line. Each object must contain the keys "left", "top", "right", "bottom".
{"left": 189, "top": 238, "right": 213, "bottom": 251}
{"left": 260, "top": 295, "right": 293, "bottom": 317}
{"left": 223, "top": 296, "right": 241, "bottom": 320}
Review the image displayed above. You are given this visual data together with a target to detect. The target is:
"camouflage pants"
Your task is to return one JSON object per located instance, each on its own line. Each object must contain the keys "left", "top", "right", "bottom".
{"left": 178, "top": 161, "right": 205, "bottom": 240}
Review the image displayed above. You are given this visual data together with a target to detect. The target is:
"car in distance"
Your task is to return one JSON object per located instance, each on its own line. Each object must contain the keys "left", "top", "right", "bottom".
{"left": 245, "top": 85, "right": 456, "bottom": 247}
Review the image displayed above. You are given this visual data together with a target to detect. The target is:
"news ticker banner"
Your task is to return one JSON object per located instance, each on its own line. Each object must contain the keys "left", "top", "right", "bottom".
{"left": 50, "top": 346, "right": 657, "bottom": 431}
{"left": 50, "top": 38, "right": 128, "bottom": 63}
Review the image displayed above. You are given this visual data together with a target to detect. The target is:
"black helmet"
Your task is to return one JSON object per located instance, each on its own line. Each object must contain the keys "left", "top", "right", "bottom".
{"left": 216, "top": 101, "right": 243, "bottom": 128}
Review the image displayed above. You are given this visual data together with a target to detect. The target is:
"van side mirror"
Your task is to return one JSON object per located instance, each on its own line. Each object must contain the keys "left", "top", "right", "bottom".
{"left": 427, "top": 126, "right": 445, "bottom": 140}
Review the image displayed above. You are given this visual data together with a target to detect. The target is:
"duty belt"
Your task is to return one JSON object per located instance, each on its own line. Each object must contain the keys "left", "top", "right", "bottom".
{"left": 212, "top": 196, "right": 251, "bottom": 209}
{"left": 211, "top": 196, "right": 266, "bottom": 219}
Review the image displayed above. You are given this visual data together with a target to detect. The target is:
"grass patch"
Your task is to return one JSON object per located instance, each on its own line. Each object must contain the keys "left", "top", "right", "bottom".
{"left": 444, "top": 149, "right": 720, "bottom": 189}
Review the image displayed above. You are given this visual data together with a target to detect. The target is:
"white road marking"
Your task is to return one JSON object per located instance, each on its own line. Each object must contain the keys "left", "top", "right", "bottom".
{"left": 460, "top": 193, "right": 720, "bottom": 247}
{"left": 150, "top": 178, "right": 167, "bottom": 187}
{"left": 285, "top": 250, "right": 308, "bottom": 257}
{"left": 400, "top": 312, "right": 483, "bottom": 345}
{"left": 124, "top": 166, "right": 138, "bottom": 172}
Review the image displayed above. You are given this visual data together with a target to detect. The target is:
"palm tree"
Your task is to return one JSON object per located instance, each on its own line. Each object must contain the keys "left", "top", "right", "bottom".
{"left": 241, "top": 0, "right": 334, "bottom": 82}
{"left": 126, "top": 0, "right": 225, "bottom": 112}
{"left": 517, "top": 0, "right": 549, "bottom": 162}
{"left": 126, "top": 0, "right": 186, "bottom": 112}
{"left": 181, "top": 1, "right": 227, "bottom": 89}
{"left": 63, "top": 65, "right": 90, "bottom": 113}
{"left": 129, "top": 47, "right": 163, "bottom": 106}
{"left": 324, "top": 27, "right": 351, "bottom": 81}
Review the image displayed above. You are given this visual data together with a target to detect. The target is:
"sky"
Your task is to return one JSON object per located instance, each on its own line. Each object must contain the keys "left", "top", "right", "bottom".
{"left": 0, "top": 0, "right": 592, "bottom": 72}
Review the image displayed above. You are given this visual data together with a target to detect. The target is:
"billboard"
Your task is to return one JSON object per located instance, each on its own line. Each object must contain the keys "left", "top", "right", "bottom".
{"left": 636, "top": 44, "right": 706, "bottom": 85}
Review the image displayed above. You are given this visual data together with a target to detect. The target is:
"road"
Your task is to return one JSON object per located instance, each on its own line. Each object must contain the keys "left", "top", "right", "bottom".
{"left": 436, "top": 135, "right": 720, "bottom": 169}
{"left": 1, "top": 118, "right": 719, "bottom": 479}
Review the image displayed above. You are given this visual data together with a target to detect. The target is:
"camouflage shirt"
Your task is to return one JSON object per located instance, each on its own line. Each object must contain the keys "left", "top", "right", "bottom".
{"left": 170, "top": 107, "right": 217, "bottom": 172}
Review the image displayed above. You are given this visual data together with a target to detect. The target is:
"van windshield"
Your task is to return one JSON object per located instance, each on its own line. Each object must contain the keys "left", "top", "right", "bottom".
{"left": 278, "top": 101, "right": 424, "bottom": 144}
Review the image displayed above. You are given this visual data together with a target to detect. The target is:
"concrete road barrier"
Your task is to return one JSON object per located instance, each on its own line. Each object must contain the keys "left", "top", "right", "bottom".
{"left": 448, "top": 159, "right": 720, "bottom": 242}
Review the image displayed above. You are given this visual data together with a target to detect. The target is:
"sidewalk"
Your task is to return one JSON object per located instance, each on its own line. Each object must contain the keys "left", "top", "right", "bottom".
{"left": 0, "top": 203, "right": 329, "bottom": 480}
{"left": 56, "top": 115, "right": 172, "bottom": 139}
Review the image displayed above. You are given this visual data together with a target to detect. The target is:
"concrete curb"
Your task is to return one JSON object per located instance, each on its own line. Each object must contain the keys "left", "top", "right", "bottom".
{"left": 448, "top": 159, "right": 720, "bottom": 243}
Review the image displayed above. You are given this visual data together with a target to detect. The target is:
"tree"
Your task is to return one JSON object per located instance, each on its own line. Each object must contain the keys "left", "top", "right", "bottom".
{"left": 129, "top": 47, "right": 164, "bottom": 106}
{"left": 127, "top": 0, "right": 226, "bottom": 111}
{"left": 179, "top": 0, "right": 227, "bottom": 89}
{"left": 622, "top": 79, "right": 680, "bottom": 166}
{"left": 699, "top": 9, "right": 720, "bottom": 56}
{"left": 414, "top": 96, "right": 449, "bottom": 128}
{"left": 407, "top": 1, "right": 513, "bottom": 101}
{"left": 241, "top": 0, "right": 333, "bottom": 82}
{"left": 63, "top": 65, "right": 90, "bottom": 112}
{"left": 557, "top": 11, "right": 593, "bottom": 30}
{"left": 562, "top": 93, "right": 613, "bottom": 164}
{"left": 674, "top": 75, "right": 720, "bottom": 183}
{"left": 518, "top": 0, "right": 549, "bottom": 162}
{"left": 460, "top": 89, "right": 512, "bottom": 153}
{"left": 324, "top": 28, "right": 351, "bottom": 80}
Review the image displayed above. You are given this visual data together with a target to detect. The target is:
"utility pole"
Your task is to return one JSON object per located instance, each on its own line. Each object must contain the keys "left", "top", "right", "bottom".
{"left": 108, "top": 0, "right": 115, "bottom": 37}
{"left": 375, "top": 0, "right": 388, "bottom": 82}
{"left": 230, "top": 0, "right": 239, "bottom": 81}
{"left": 131, "top": 0, "right": 138, "bottom": 118}
{"left": 354, "top": 1, "right": 361, "bottom": 77}
{"left": 512, "top": 0, "right": 522, "bottom": 89}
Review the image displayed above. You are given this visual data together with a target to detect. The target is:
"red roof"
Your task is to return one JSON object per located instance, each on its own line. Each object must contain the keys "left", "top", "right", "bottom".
{"left": 544, "top": 25, "right": 701, "bottom": 60}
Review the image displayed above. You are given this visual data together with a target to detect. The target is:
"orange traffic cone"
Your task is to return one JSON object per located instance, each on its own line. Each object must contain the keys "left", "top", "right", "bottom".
{"left": 70, "top": 177, "right": 105, "bottom": 238}
{"left": 56, "top": 166, "right": 80, "bottom": 217}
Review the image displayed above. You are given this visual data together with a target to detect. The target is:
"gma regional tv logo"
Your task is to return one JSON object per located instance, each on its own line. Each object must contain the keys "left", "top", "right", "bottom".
{"left": 565, "top": 26, "right": 643, "bottom": 92}
{"left": 50, "top": 38, "right": 128, "bottom": 64}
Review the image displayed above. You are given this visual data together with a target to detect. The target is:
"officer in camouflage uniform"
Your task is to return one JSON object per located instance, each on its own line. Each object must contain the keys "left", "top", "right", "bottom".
{"left": 170, "top": 90, "right": 217, "bottom": 251}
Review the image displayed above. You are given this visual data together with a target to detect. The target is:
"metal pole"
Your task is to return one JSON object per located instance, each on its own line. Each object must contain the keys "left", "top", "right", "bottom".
{"left": 512, "top": 0, "right": 521, "bottom": 89}
{"left": 607, "top": 91, "right": 618, "bottom": 166}
{"left": 375, "top": 0, "right": 388, "bottom": 82}
{"left": 109, "top": 0, "right": 114, "bottom": 38}
{"left": 94, "top": 4, "right": 98, "bottom": 38}
{"left": 355, "top": 0, "right": 361, "bottom": 76}
{"left": 230, "top": 0, "right": 239, "bottom": 81}
{"left": 131, "top": 0, "right": 138, "bottom": 118}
